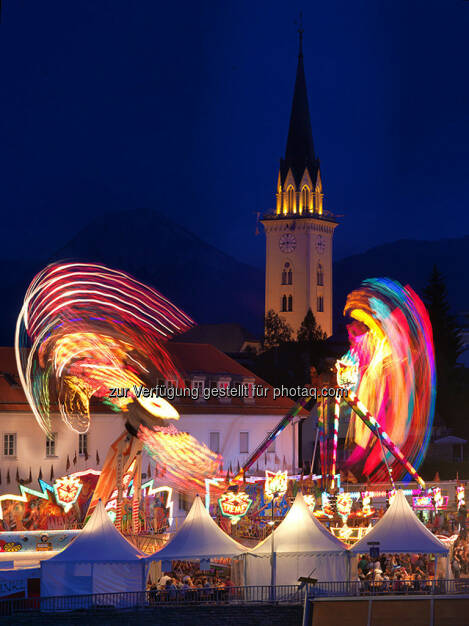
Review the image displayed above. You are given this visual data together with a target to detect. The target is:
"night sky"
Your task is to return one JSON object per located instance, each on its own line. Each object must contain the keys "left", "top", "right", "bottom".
{"left": 1, "top": 1, "right": 468, "bottom": 268}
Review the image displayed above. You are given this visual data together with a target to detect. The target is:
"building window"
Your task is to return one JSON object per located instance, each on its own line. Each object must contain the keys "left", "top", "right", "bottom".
{"left": 317, "top": 296, "right": 324, "bottom": 313}
{"left": 78, "top": 433, "right": 88, "bottom": 456}
{"left": 281, "top": 295, "right": 287, "bottom": 312}
{"left": 281, "top": 263, "right": 292, "bottom": 285}
{"left": 46, "top": 433, "right": 57, "bottom": 457}
{"left": 191, "top": 376, "right": 205, "bottom": 401}
{"left": 209, "top": 432, "right": 220, "bottom": 454}
{"left": 3, "top": 433, "right": 16, "bottom": 457}
{"left": 267, "top": 432, "right": 276, "bottom": 453}
{"left": 287, "top": 186, "right": 295, "bottom": 212}
{"left": 317, "top": 264, "right": 324, "bottom": 286}
{"left": 288, "top": 295, "right": 293, "bottom": 312}
{"left": 243, "top": 378, "right": 256, "bottom": 404}
{"left": 240, "top": 432, "right": 249, "bottom": 454}
{"left": 301, "top": 186, "right": 310, "bottom": 213}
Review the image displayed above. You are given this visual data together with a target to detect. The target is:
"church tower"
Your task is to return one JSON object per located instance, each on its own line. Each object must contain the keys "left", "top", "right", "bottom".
{"left": 261, "top": 32, "right": 338, "bottom": 337}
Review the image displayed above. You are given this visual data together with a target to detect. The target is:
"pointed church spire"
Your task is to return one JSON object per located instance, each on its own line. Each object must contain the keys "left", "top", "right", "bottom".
{"left": 280, "top": 25, "right": 319, "bottom": 188}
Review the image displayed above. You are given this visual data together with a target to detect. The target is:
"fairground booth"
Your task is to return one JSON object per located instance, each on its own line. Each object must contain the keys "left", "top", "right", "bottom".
{"left": 351, "top": 490, "right": 450, "bottom": 578}
{"left": 244, "top": 492, "right": 350, "bottom": 587}
{"left": 145, "top": 495, "right": 248, "bottom": 584}
{"left": 40, "top": 501, "right": 146, "bottom": 598}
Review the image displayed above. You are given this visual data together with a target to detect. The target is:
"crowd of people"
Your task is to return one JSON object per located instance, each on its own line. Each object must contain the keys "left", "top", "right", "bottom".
{"left": 451, "top": 530, "right": 469, "bottom": 578}
{"left": 148, "top": 565, "right": 234, "bottom": 602}
{"left": 357, "top": 552, "right": 438, "bottom": 591}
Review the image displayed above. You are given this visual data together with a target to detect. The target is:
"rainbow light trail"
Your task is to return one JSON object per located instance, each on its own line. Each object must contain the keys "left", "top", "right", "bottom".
{"left": 15, "top": 262, "right": 221, "bottom": 493}
{"left": 339, "top": 278, "right": 436, "bottom": 483}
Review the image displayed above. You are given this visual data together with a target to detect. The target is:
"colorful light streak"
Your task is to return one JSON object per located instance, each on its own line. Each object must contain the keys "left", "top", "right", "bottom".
{"left": 344, "top": 391, "right": 426, "bottom": 489}
{"left": 339, "top": 278, "right": 436, "bottom": 483}
{"left": 15, "top": 262, "right": 194, "bottom": 437}
{"left": 139, "top": 424, "right": 222, "bottom": 495}
{"left": 457, "top": 485, "right": 465, "bottom": 510}
{"left": 330, "top": 398, "right": 340, "bottom": 490}
{"left": 15, "top": 263, "right": 224, "bottom": 494}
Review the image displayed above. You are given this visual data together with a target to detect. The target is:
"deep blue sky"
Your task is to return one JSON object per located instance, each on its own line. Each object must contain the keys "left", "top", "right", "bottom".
{"left": 1, "top": 0, "right": 468, "bottom": 267}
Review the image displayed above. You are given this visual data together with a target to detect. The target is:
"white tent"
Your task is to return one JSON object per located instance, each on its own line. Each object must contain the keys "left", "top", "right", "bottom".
{"left": 351, "top": 490, "right": 449, "bottom": 555}
{"left": 245, "top": 492, "right": 350, "bottom": 586}
{"left": 40, "top": 501, "right": 146, "bottom": 597}
{"left": 146, "top": 495, "right": 248, "bottom": 564}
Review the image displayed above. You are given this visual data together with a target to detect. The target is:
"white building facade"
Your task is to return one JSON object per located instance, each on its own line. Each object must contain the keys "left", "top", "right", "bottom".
{"left": 0, "top": 345, "right": 299, "bottom": 499}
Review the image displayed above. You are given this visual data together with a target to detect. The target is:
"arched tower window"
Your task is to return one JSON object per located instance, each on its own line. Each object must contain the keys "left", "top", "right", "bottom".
{"left": 281, "top": 262, "right": 292, "bottom": 285}
{"left": 301, "top": 186, "right": 310, "bottom": 213}
{"left": 281, "top": 295, "right": 287, "bottom": 312}
{"left": 317, "top": 263, "right": 324, "bottom": 286}
{"left": 317, "top": 296, "right": 324, "bottom": 313}
{"left": 288, "top": 295, "right": 293, "bottom": 312}
{"left": 287, "top": 186, "right": 295, "bottom": 213}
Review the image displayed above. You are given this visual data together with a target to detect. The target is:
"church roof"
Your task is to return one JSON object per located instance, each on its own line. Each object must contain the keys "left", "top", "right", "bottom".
{"left": 280, "top": 35, "right": 319, "bottom": 188}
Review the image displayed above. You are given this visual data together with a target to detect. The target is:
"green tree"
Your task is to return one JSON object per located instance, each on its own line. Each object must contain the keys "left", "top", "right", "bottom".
{"left": 423, "top": 266, "right": 462, "bottom": 377}
{"left": 297, "top": 308, "right": 327, "bottom": 343}
{"left": 263, "top": 309, "right": 293, "bottom": 349}
{"left": 423, "top": 266, "right": 464, "bottom": 428}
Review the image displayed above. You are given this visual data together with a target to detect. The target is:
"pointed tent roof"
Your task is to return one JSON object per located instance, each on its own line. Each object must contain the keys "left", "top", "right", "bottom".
{"left": 45, "top": 500, "right": 144, "bottom": 562}
{"left": 252, "top": 491, "right": 347, "bottom": 555}
{"left": 146, "top": 495, "right": 248, "bottom": 561}
{"left": 351, "top": 491, "right": 448, "bottom": 555}
{"left": 280, "top": 34, "right": 319, "bottom": 188}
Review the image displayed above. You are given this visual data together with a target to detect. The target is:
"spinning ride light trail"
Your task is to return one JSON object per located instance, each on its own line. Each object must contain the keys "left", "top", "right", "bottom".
{"left": 343, "top": 391, "right": 425, "bottom": 489}
{"left": 335, "top": 278, "right": 435, "bottom": 485}
{"left": 15, "top": 262, "right": 221, "bottom": 495}
{"left": 330, "top": 398, "right": 340, "bottom": 490}
{"left": 15, "top": 262, "right": 193, "bottom": 436}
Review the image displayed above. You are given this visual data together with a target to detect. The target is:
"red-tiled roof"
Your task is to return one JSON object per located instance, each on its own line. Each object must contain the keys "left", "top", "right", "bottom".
{"left": 0, "top": 345, "right": 301, "bottom": 416}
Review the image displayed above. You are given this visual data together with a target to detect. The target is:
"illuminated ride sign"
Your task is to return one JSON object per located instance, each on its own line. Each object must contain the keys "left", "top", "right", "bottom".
{"left": 335, "top": 356, "right": 359, "bottom": 390}
{"left": 303, "top": 494, "right": 316, "bottom": 514}
{"left": 412, "top": 495, "right": 448, "bottom": 510}
{"left": 264, "top": 471, "right": 288, "bottom": 501}
{"left": 361, "top": 491, "right": 374, "bottom": 517}
{"left": 331, "top": 524, "right": 372, "bottom": 546}
{"left": 314, "top": 492, "right": 333, "bottom": 518}
{"left": 53, "top": 476, "right": 83, "bottom": 513}
{"left": 218, "top": 491, "right": 252, "bottom": 524}
{"left": 337, "top": 492, "right": 353, "bottom": 521}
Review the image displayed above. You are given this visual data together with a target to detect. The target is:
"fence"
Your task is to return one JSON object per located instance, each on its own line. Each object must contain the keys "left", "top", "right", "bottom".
{"left": 309, "top": 578, "right": 469, "bottom": 597}
{"left": 0, "top": 585, "right": 303, "bottom": 615}
{"left": 0, "top": 580, "right": 468, "bottom": 616}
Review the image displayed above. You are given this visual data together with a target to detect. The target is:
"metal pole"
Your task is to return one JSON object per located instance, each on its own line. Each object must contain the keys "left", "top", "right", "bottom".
{"left": 310, "top": 423, "right": 319, "bottom": 476}
{"left": 270, "top": 492, "right": 277, "bottom": 602}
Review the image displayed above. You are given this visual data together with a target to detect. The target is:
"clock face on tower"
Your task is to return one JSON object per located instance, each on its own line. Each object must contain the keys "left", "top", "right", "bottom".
{"left": 279, "top": 233, "right": 297, "bottom": 253}
{"left": 316, "top": 235, "right": 326, "bottom": 255}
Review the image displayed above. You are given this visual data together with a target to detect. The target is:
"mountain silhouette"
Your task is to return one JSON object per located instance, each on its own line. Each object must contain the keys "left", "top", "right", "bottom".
{"left": 0, "top": 209, "right": 467, "bottom": 345}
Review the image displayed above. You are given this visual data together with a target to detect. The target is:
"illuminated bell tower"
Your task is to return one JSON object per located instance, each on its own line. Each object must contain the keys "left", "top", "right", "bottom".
{"left": 261, "top": 31, "right": 338, "bottom": 337}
